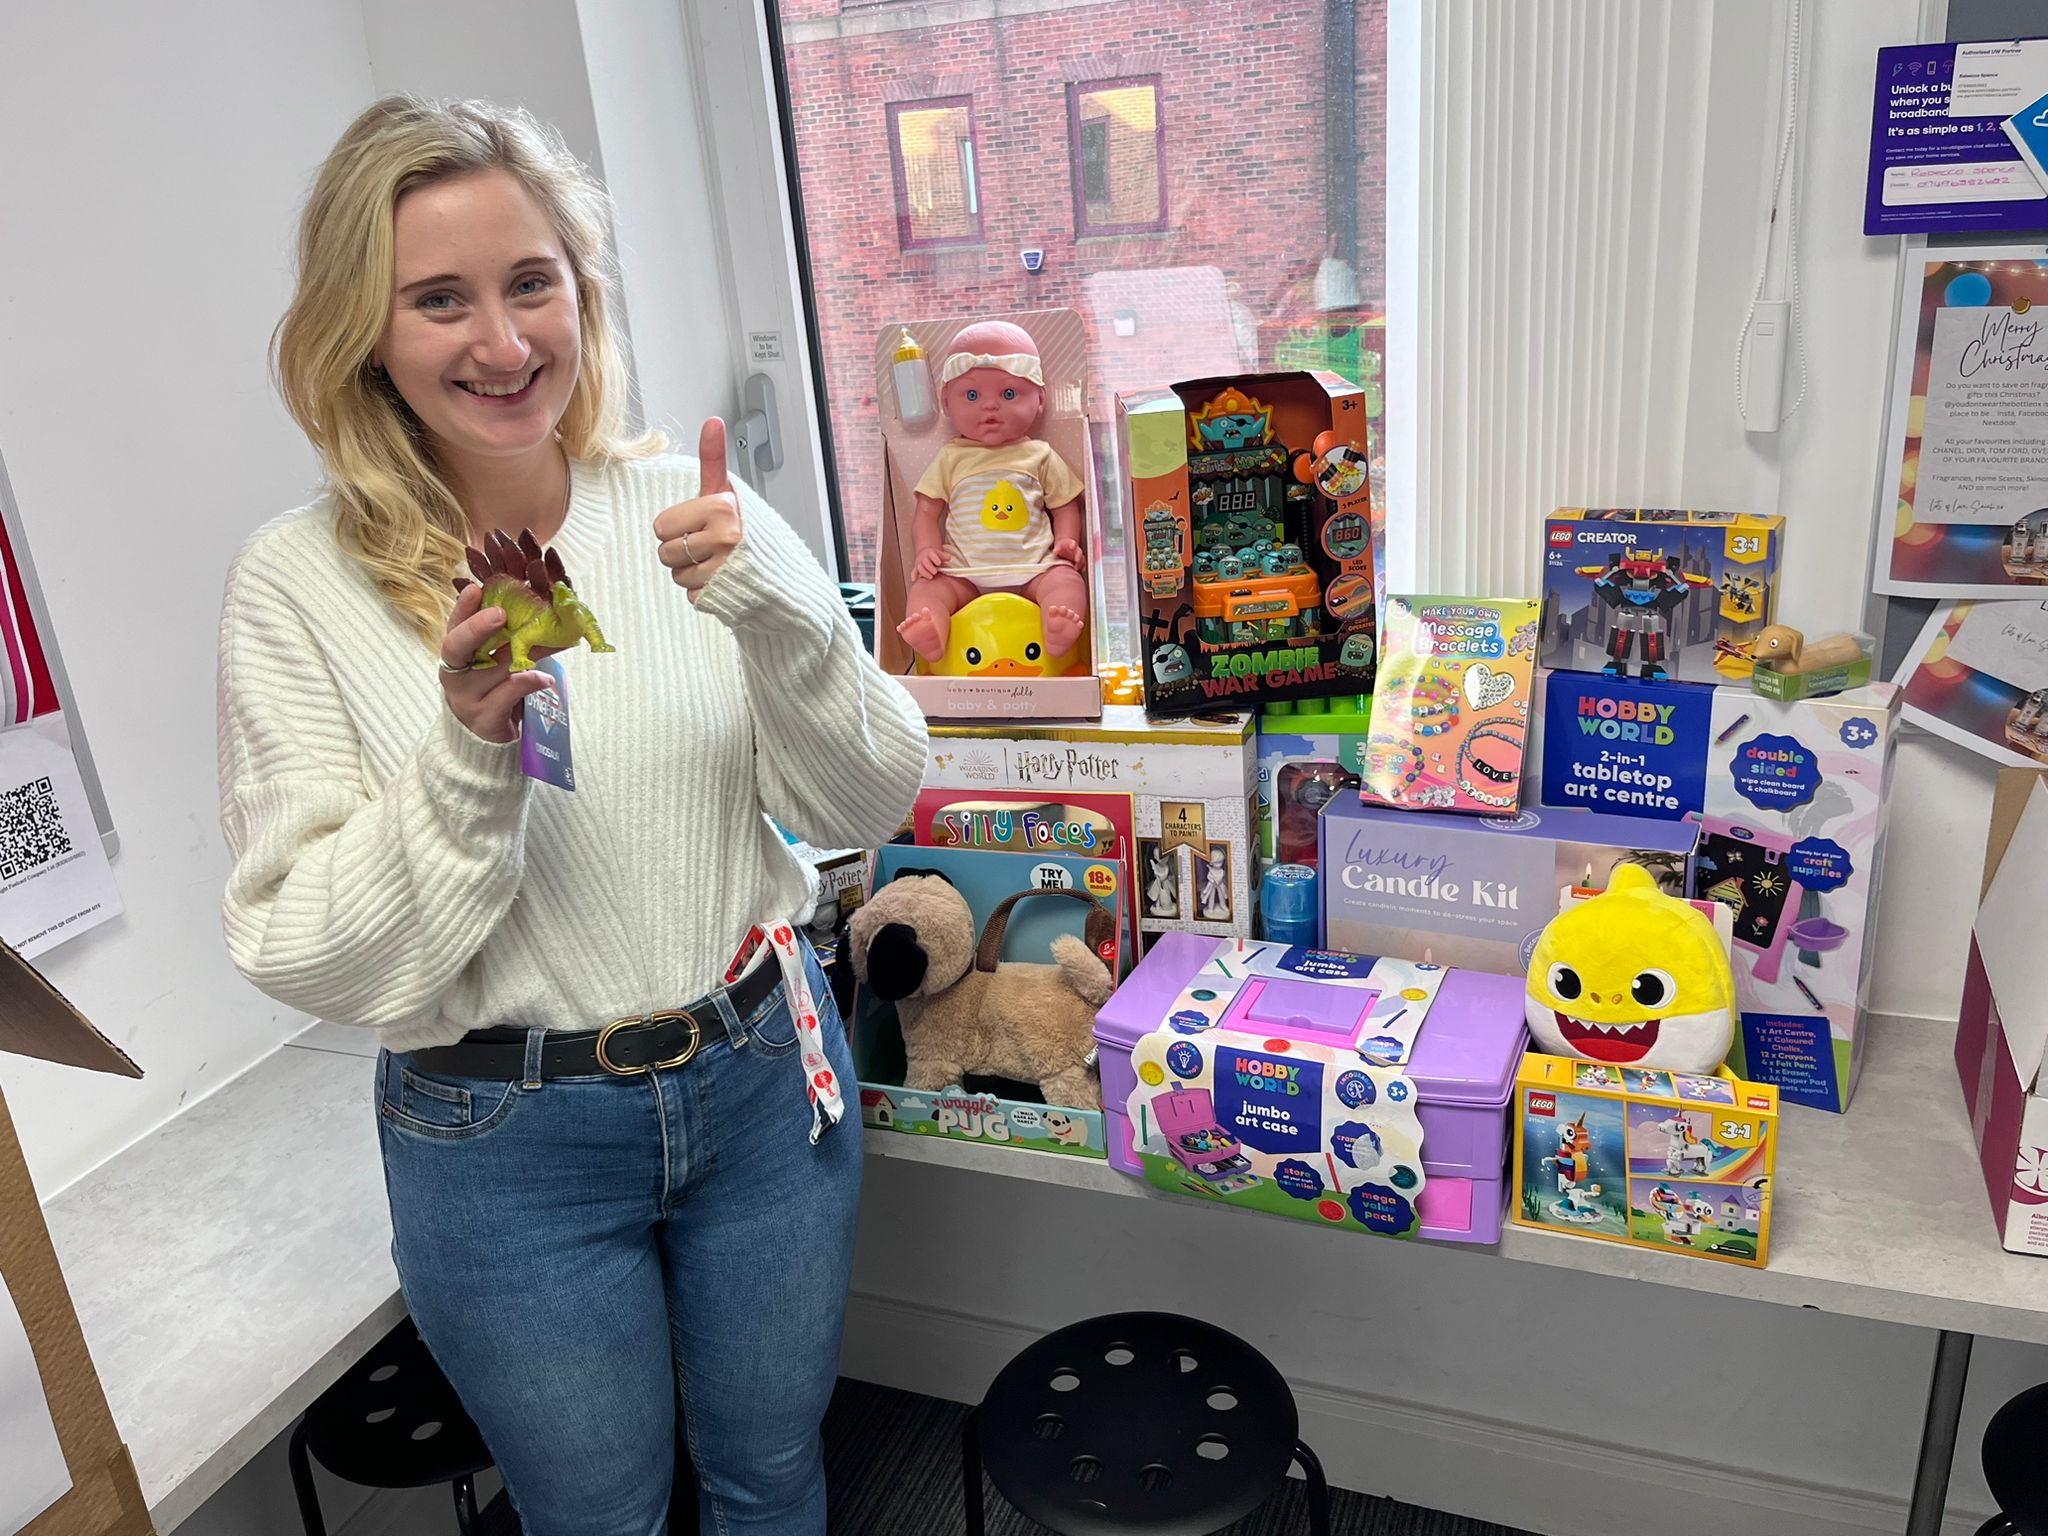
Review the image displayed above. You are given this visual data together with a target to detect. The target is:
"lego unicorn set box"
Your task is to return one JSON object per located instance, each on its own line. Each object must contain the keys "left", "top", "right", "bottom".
{"left": 1512, "top": 1053, "right": 1778, "bottom": 1267}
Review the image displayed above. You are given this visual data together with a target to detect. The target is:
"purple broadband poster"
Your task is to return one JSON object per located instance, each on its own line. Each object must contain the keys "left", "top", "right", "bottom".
{"left": 1867, "top": 40, "right": 2048, "bottom": 236}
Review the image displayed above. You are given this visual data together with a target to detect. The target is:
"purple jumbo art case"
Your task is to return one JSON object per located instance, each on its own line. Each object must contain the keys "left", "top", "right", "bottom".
{"left": 1095, "top": 932, "right": 1528, "bottom": 1242}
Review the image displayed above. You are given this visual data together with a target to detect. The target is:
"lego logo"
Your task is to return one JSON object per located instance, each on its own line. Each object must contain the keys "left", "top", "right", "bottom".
{"left": 1529, "top": 1092, "right": 1557, "bottom": 1117}
{"left": 1746, "top": 1096, "right": 1771, "bottom": 1111}
{"left": 1548, "top": 530, "right": 1574, "bottom": 547}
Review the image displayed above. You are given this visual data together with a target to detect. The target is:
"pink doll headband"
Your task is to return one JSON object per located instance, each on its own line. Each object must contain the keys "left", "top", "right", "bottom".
{"left": 936, "top": 350, "right": 1045, "bottom": 388}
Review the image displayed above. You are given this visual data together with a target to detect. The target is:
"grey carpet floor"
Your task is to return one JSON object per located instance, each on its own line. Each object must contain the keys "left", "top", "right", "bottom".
{"left": 821, "top": 1378, "right": 1541, "bottom": 1535}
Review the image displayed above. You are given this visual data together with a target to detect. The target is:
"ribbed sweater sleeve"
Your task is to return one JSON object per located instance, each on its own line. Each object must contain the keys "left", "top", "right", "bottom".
{"left": 215, "top": 536, "right": 533, "bottom": 1032}
{"left": 688, "top": 461, "right": 929, "bottom": 849}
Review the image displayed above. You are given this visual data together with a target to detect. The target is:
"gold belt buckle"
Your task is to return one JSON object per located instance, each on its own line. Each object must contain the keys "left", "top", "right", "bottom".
{"left": 595, "top": 1010, "right": 701, "bottom": 1075}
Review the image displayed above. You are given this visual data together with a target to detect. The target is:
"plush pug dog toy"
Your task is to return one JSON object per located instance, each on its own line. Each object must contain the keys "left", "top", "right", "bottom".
{"left": 846, "top": 871, "right": 1110, "bottom": 1107}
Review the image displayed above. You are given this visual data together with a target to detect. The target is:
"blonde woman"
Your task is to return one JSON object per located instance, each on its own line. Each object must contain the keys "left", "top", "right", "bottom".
{"left": 217, "top": 97, "right": 925, "bottom": 1535}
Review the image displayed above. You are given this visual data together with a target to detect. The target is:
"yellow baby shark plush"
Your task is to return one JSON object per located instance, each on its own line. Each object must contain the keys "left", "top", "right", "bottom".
{"left": 1524, "top": 863, "right": 1735, "bottom": 1074}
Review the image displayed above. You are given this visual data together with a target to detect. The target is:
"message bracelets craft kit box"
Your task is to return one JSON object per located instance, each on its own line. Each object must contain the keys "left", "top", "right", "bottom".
{"left": 1095, "top": 934, "right": 1528, "bottom": 1242}
{"left": 0, "top": 940, "right": 154, "bottom": 1536}
{"left": 1119, "top": 372, "right": 1379, "bottom": 716}
{"left": 1318, "top": 791, "right": 1698, "bottom": 976}
{"left": 1539, "top": 508, "right": 1784, "bottom": 685}
{"left": 872, "top": 308, "right": 1104, "bottom": 720}
{"left": 1512, "top": 1053, "right": 1778, "bottom": 1268}
{"left": 923, "top": 705, "right": 1256, "bottom": 950}
{"left": 1955, "top": 769, "right": 2048, "bottom": 1256}
{"left": 1537, "top": 671, "right": 1901, "bottom": 1112}
{"left": 852, "top": 843, "right": 1118, "bottom": 1157}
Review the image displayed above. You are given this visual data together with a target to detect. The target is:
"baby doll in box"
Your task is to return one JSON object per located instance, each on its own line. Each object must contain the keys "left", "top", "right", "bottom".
{"left": 896, "top": 320, "right": 1090, "bottom": 669}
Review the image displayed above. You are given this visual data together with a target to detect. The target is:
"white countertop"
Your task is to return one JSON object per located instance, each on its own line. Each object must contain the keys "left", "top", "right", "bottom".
{"left": 40, "top": 1010, "right": 2048, "bottom": 1530}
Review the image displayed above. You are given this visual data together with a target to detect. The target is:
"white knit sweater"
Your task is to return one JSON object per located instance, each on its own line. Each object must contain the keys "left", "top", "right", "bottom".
{"left": 217, "top": 453, "right": 926, "bottom": 1051}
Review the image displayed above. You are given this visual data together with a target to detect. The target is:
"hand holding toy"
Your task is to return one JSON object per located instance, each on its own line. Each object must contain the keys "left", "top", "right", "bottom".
{"left": 1752, "top": 625, "right": 1864, "bottom": 676}
{"left": 439, "top": 581, "right": 564, "bottom": 744}
{"left": 654, "top": 418, "right": 747, "bottom": 600}
{"left": 451, "top": 526, "right": 612, "bottom": 673}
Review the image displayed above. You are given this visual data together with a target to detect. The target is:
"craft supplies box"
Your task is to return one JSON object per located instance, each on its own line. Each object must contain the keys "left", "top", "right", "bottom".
{"left": 851, "top": 843, "right": 1115, "bottom": 1157}
{"left": 1256, "top": 697, "right": 1371, "bottom": 864}
{"left": 1955, "top": 769, "right": 2048, "bottom": 1256}
{"left": 872, "top": 308, "right": 1104, "bottom": 720}
{"left": 1095, "top": 933, "right": 1529, "bottom": 1243}
{"left": 1119, "top": 372, "right": 1376, "bottom": 716}
{"left": 1512, "top": 1053, "right": 1778, "bottom": 1268}
{"left": 1318, "top": 792, "right": 1698, "bottom": 976}
{"left": 0, "top": 940, "right": 154, "bottom": 1536}
{"left": 924, "top": 706, "right": 1257, "bottom": 948}
{"left": 1539, "top": 509, "right": 1784, "bottom": 685}
{"left": 1537, "top": 671, "right": 1900, "bottom": 1111}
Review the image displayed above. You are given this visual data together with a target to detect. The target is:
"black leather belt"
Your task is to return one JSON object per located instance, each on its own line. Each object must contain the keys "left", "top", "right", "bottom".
{"left": 408, "top": 954, "right": 784, "bottom": 1080}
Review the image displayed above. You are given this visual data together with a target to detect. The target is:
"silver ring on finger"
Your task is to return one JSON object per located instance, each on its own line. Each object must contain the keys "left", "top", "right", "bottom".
{"left": 681, "top": 530, "right": 700, "bottom": 566}
{"left": 439, "top": 659, "right": 471, "bottom": 675}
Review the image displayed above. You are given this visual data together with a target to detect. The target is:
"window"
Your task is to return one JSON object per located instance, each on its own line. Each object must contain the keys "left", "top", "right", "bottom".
{"left": 763, "top": 4, "right": 1389, "bottom": 623}
{"left": 1068, "top": 78, "right": 1165, "bottom": 236}
{"left": 887, "top": 97, "right": 982, "bottom": 250}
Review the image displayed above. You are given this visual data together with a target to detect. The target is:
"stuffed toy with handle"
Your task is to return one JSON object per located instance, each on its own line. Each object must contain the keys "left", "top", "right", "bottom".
{"left": 846, "top": 872, "right": 1110, "bottom": 1107}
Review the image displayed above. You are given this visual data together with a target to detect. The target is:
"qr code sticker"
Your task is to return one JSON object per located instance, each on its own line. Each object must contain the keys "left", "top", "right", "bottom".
{"left": 0, "top": 775, "right": 72, "bottom": 880}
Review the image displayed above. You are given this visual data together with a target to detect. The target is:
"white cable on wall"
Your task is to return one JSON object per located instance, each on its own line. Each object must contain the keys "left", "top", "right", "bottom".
{"left": 1735, "top": 0, "right": 1807, "bottom": 433}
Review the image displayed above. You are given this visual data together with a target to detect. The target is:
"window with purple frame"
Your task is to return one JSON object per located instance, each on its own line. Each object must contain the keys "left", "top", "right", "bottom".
{"left": 1068, "top": 78, "right": 1166, "bottom": 235}
{"left": 887, "top": 96, "right": 982, "bottom": 249}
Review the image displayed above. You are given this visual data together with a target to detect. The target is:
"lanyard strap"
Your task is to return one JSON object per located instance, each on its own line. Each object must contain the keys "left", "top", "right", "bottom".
{"left": 730, "top": 922, "right": 845, "bottom": 1144}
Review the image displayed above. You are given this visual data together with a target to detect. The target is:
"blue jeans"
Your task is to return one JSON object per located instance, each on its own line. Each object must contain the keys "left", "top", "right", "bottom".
{"left": 376, "top": 947, "right": 862, "bottom": 1536}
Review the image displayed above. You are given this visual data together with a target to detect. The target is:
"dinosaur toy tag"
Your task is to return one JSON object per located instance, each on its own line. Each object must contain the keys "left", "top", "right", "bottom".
{"left": 519, "top": 656, "right": 575, "bottom": 790}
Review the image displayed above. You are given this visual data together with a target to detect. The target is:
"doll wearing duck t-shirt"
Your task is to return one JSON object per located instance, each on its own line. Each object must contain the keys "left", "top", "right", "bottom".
{"left": 897, "top": 320, "right": 1088, "bottom": 664}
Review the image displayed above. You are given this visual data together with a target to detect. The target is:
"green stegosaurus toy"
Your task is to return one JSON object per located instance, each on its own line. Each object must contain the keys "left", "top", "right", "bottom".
{"left": 453, "top": 528, "right": 614, "bottom": 672}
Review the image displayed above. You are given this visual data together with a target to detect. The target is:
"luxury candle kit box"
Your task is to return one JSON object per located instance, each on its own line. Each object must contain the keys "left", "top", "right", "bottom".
{"left": 1317, "top": 793, "right": 1698, "bottom": 977}
{"left": 1536, "top": 671, "right": 1901, "bottom": 1111}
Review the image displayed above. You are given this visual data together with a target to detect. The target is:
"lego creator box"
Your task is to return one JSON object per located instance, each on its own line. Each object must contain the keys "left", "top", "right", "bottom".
{"left": 1956, "top": 770, "right": 2048, "bottom": 1255}
{"left": 1691, "top": 685, "right": 1900, "bottom": 1113}
{"left": 1120, "top": 372, "right": 1379, "bottom": 716}
{"left": 1540, "top": 509, "right": 1784, "bottom": 685}
{"left": 873, "top": 308, "right": 1103, "bottom": 720}
{"left": 925, "top": 705, "right": 1257, "bottom": 947}
{"left": 851, "top": 844, "right": 1115, "bottom": 1157}
{"left": 1256, "top": 697, "right": 1371, "bottom": 863}
{"left": 1513, "top": 1053, "right": 1777, "bottom": 1267}
{"left": 1319, "top": 792, "right": 1698, "bottom": 976}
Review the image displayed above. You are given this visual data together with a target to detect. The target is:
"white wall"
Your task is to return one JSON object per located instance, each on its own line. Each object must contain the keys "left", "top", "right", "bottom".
{"left": 0, "top": 0, "right": 375, "bottom": 1192}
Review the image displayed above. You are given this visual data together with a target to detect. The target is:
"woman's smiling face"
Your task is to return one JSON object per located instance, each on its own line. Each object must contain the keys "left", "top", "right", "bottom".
{"left": 374, "top": 167, "right": 581, "bottom": 472}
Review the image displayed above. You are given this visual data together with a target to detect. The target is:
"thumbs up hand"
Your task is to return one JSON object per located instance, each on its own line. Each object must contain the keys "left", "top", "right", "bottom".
{"left": 655, "top": 417, "right": 746, "bottom": 599}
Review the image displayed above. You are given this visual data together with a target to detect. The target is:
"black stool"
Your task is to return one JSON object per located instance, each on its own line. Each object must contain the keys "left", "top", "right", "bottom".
{"left": 1977, "top": 1383, "right": 2048, "bottom": 1536}
{"left": 289, "top": 1317, "right": 494, "bottom": 1535}
{"left": 964, "top": 1311, "right": 1330, "bottom": 1535}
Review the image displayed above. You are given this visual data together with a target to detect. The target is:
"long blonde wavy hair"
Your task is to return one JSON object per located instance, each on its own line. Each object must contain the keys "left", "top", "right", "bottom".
{"left": 274, "top": 96, "right": 659, "bottom": 645}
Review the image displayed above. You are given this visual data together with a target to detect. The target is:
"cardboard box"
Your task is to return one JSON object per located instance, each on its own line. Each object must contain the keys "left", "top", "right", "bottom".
{"left": 0, "top": 940, "right": 152, "bottom": 1536}
{"left": 1318, "top": 791, "right": 1698, "bottom": 976}
{"left": 851, "top": 844, "right": 1116, "bottom": 1158}
{"left": 872, "top": 308, "right": 1103, "bottom": 720}
{"left": 925, "top": 705, "right": 1258, "bottom": 947}
{"left": 1955, "top": 769, "right": 2048, "bottom": 1256}
{"left": 1119, "top": 372, "right": 1377, "bottom": 716}
{"left": 1255, "top": 697, "right": 1372, "bottom": 863}
{"left": 1538, "top": 672, "right": 1901, "bottom": 1111}
{"left": 1512, "top": 1052, "right": 1778, "bottom": 1268}
{"left": 1540, "top": 509, "right": 1784, "bottom": 685}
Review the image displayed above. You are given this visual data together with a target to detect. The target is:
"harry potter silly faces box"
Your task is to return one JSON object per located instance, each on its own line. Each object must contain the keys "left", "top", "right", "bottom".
{"left": 1119, "top": 372, "right": 1380, "bottom": 716}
